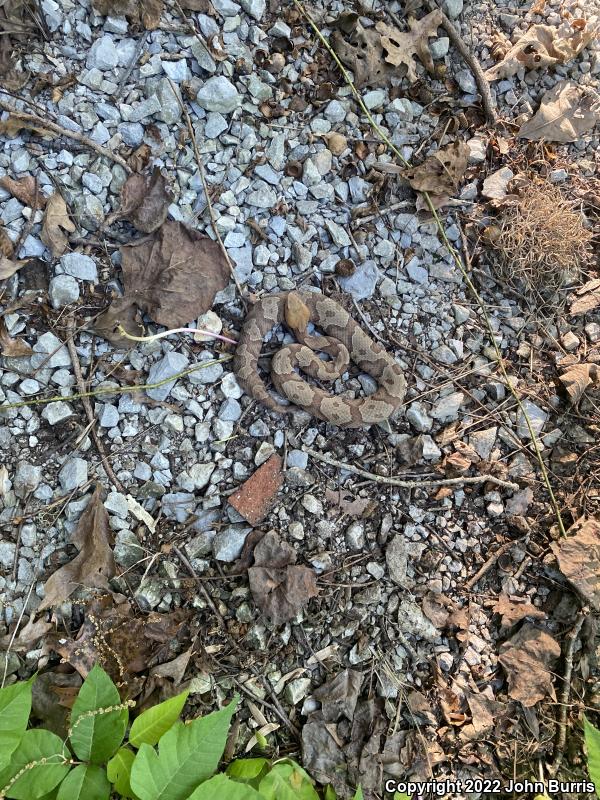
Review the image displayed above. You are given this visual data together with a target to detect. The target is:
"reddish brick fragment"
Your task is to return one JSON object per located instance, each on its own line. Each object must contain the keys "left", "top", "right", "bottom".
{"left": 228, "top": 454, "right": 283, "bottom": 526}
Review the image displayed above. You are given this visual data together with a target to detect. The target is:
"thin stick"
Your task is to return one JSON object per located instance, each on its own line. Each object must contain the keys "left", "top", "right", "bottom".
{"left": 293, "top": 0, "right": 566, "bottom": 537}
{"left": 113, "top": 30, "right": 148, "bottom": 101}
{"left": 304, "top": 447, "right": 519, "bottom": 491}
{"left": 66, "top": 318, "right": 125, "bottom": 493}
{"left": 423, "top": 1, "right": 497, "bottom": 126}
{"left": 0, "top": 355, "right": 232, "bottom": 412}
{"left": 547, "top": 610, "right": 587, "bottom": 776}
{"left": 166, "top": 78, "right": 247, "bottom": 311}
{"left": 465, "top": 539, "right": 521, "bottom": 590}
{"left": 0, "top": 100, "right": 132, "bottom": 174}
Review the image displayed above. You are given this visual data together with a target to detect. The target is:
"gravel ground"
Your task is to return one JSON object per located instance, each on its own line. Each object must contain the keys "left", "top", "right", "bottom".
{"left": 1, "top": 0, "right": 600, "bottom": 796}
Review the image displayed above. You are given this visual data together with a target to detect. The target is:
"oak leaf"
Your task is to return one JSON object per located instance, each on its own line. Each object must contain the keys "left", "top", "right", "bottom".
{"left": 0, "top": 175, "right": 45, "bottom": 208}
{"left": 518, "top": 81, "right": 600, "bottom": 143}
{"left": 375, "top": 10, "right": 443, "bottom": 83}
{"left": 40, "top": 193, "right": 76, "bottom": 257}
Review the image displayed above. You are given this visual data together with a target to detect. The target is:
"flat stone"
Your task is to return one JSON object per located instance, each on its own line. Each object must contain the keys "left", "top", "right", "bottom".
{"left": 406, "top": 402, "right": 432, "bottom": 432}
{"left": 32, "top": 332, "right": 71, "bottom": 368}
{"left": 213, "top": 524, "right": 252, "bottom": 561}
{"left": 431, "top": 391, "right": 464, "bottom": 422}
{"left": 195, "top": 76, "right": 241, "bottom": 114}
{"left": 204, "top": 112, "right": 228, "bottom": 138}
{"left": 14, "top": 461, "right": 42, "bottom": 498}
{"left": 119, "top": 122, "right": 144, "bottom": 147}
{"left": 49, "top": 275, "right": 79, "bottom": 309}
{"left": 161, "top": 58, "right": 188, "bottom": 82}
{"left": 443, "top": 0, "right": 463, "bottom": 19}
{"left": 73, "top": 193, "right": 105, "bottom": 231}
{"left": 189, "top": 462, "right": 216, "bottom": 490}
{"left": 59, "top": 457, "right": 88, "bottom": 491}
{"left": 406, "top": 259, "right": 429, "bottom": 284}
{"left": 506, "top": 487, "right": 534, "bottom": 516}
{"left": 469, "top": 426, "right": 497, "bottom": 459}
{"left": 219, "top": 398, "right": 242, "bottom": 421}
{"left": 105, "top": 491, "right": 129, "bottom": 518}
{"left": 339, "top": 260, "right": 379, "bottom": 300}
{"left": 220, "top": 372, "right": 243, "bottom": 399}
{"left": 240, "top": 0, "right": 265, "bottom": 19}
{"left": 87, "top": 35, "right": 118, "bottom": 70}
{"left": 42, "top": 401, "right": 73, "bottom": 426}
{"left": 228, "top": 454, "right": 283, "bottom": 525}
{"left": 287, "top": 449, "right": 308, "bottom": 469}
{"left": 60, "top": 253, "right": 98, "bottom": 281}
{"left": 99, "top": 403, "right": 120, "bottom": 428}
{"left": 247, "top": 182, "right": 276, "bottom": 208}
{"left": 516, "top": 400, "right": 547, "bottom": 439}
{"left": 146, "top": 351, "right": 189, "bottom": 401}
{"left": 325, "top": 219, "right": 351, "bottom": 247}
{"left": 430, "top": 36, "right": 450, "bottom": 58}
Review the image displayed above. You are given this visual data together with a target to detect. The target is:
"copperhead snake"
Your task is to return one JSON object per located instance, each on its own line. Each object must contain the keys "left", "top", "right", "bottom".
{"left": 233, "top": 291, "right": 406, "bottom": 428}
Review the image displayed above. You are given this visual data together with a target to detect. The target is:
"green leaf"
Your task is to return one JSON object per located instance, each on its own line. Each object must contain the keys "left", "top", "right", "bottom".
{"left": 69, "top": 665, "right": 128, "bottom": 764}
{"left": 226, "top": 758, "right": 269, "bottom": 788}
{"left": 0, "top": 677, "right": 34, "bottom": 771}
{"left": 56, "top": 765, "right": 110, "bottom": 800}
{"left": 394, "top": 794, "right": 411, "bottom": 800}
{"left": 129, "top": 691, "right": 189, "bottom": 748}
{"left": 585, "top": 715, "right": 600, "bottom": 798}
{"left": 0, "top": 729, "right": 69, "bottom": 800}
{"left": 353, "top": 788, "right": 364, "bottom": 800}
{"left": 324, "top": 786, "right": 338, "bottom": 800}
{"left": 130, "top": 698, "right": 238, "bottom": 800}
{"left": 186, "top": 774, "right": 263, "bottom": 799}
{"left": 107, "top": 747, "right": 136, "bottom": 798}
{"left": 258, "top": 762, "right": 320, "bottom": 800}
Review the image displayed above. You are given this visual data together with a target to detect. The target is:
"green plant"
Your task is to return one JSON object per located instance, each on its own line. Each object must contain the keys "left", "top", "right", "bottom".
{"left": 0, "top": 667, "right": 364, "bottom": 800}
{"left": 585, "top": 715, "right": 600, "bottom": 798}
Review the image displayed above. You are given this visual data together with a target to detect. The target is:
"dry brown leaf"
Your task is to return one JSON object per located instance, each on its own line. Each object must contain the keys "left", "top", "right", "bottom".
{"left": 93, "top": 297, "right": 145, "bottom": 347}
{"left": 151, "top": 646, "right": 193, "bottom": 684}
{"left": 570, "top": 278, "right": 600, "bottom": 315}
{"left": 0, "top": 317, "right": 32, "bottom": 357}
{"left": 38, "top": 485, "right": 115, "bottom": 612}
{"left": 0, "top": 175, "right": 45, "bottom": 208}
{"left": 331, "top": 14, "right": 392, "bottom": 89}
{"left": 498, "top": 623, "right": 560, "bottom": 707}
{"left": 324, "top": 488, "right": 371, "bottom": 518}
{"left": 0, "top": 112, "right": 52, "bottom": 139}
{"left": 94, "top": 221, "right": 229, "bottom": 343}
{"left": 375, "top": 10, "right": 443, "bottom": 83}
{"left": 248, "top": 531, "right": 318, "bottom": 625}
{"left": 559, "top": 363, "right": 599, "bottom": 404}
{"left": 485, "top": 16, "right": 600, "bottom": 81}
{"left": 313, "top": 669, "right": 362, "bottom": 722}
{"left": 92, "top": 0, "right": 163, "bottom": 29}
{"left": 0, "top": 255, "right": 27, "bottom": 281}
{"left": 285, "top": 291, "right": 311, "bottom": 333}
{"left": 551, "top": 518, "right": 600, "bottom": 610}
{"left": 0, "top": 616, "right": 52, "bottom": 652}
{"left": 492, "top": 593, "right": 546, "bottom": 631}
{"left": 40, "top": 193, "right": 76, "bottom": 257}
{"left": 402, "top": 140, "right": 469, "bottom": 204}
{"left": 0, "top": 39, "right": 28, "bottom": 91}
{"left": 128, "top": 143, "right": 153, "bottom": 173}
{"left": 0, "top": 225, "right": 14, "bottom": 258}
{"left": 119, "top": 169, "right": 172, "bottom": 234}
{"left": 519, "top": 81, "right": 600, "bottom": 143}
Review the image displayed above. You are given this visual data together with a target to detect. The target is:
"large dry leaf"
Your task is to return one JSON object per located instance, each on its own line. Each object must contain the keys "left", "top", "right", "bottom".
{"left": 94, "top": 221, "right": 230, "bottom": 342}
{"left": 0, "top": 317, "right": 32, "bottom": 357}
{"left": 92, "top": 0, "right": 163, "bottom": 30}
{"left": 498, "top": 624, "right": 560, "bottom": 706}
{"left": 248, "top": 531, "right": 318, "bottom": 625}
{"left": 492, "top": 593, "right": 546, "bottom": 632}
{"left": 551, "top": 518, "right": 600, "bottom": 610}
{"left": 0, "top": 112, "right": 52, "bottom": 139}
{"left": 486, "top": 16, "right": 600, "bottom": 81}
{"left": 0, "top": 175, "right": 45, "bottom": 208}
{"left": 93, "top": 296, "right": 145, "bottom": 347}
{"left": 324, "top": 488, "right": 371, "bottom": 518}
{"left": 0, "top": 615, "right": 52, "bottom": 652}
{"left": 0, "top": 255, "right": 27, "bottom": 280}
{"left": 519, "top": 81, "right": 600, "bottom": 143}
{"left": 313, "top": 669, "right": 362, "bottom": 722}
{"left": 119, "top": 168, "right": 172, "bottom": 234}
{"left": 559, "top": 363, "right": 599, "bottom": 404}
{"left": 38, "top": 485, "right": 116, "bottom": 612}
{"left": 402, "top": 140, "right": 469, "bottom": 206}
{"left": 40, "top": 193, "right": 76, "bottom": 257}
{"left": 331, "top": 14, "right": 393, "bottom": 88}
{"left": 375, "top": 10, "right": 443, "bottom": 83}
{"left": 570, "top": 278, "right": 600, "bottom": 315}
{"left": 0, "top": 225, "right": 14, "bottom": 258}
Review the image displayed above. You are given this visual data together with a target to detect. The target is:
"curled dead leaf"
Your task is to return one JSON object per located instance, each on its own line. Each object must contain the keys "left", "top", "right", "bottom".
{"left": 0, "top": 225, "right": 14, "bottom": 258}
{"left": 559, "top": 363, "right": 599, "bottom": 404}
{"left": 40, "top": 193, "right": 76, "bottom": 257}
{"left": 118, "top": 168, "right": 172, "bottom": 234}
{"left": 498, "top": 623, "right": 560, "bottom": 707}
{"left": 551, "top": 518, "right": 600, "bottom": 610}
{"left": 518, "top": 81, "right": 600, "bottom": 143}
{"left": 485, "top": 16, "right": 600, "bottom": 81}
{"left": 401, "top": 140, "right": 469, "bottom": 206}
{"left": 492, "top": 593, "right": 546, "bottom": 632}
{"left": 570, "top": 278, "right": 600, "bottom": 315}
{"left": 0, "top": 175, "right": 45, "bottom": 208}
{"left": 0, "top": 255, "right": 27, "bottom": 281}
{"left": 38, "top": 485, "right": 115, "bottom": 612}
{"left": 0, "top": 317, "right": 32, "bottom": 357}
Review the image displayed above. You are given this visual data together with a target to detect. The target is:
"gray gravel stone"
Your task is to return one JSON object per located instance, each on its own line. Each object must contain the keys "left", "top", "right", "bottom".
{"left": 406, "top": 402, "right": 432, "bottom": 432}
{"left": 60, "top": 253, "right": 98, "bottom": 282}
{"left": 105, "top": 492, "right": 129, "bottom": 518}
{"left": 87, "top": 36, "right": 118, "bottom": 70}
{"left": 205, "top": 112, "right": 228, "bottom": 138}
{"left": 14, "top": 462, "right": 42, "bottom": 498}
{"left": 431, "top": 392, "right": 465, "bottom": 422}
{"left": 59, "top": 458, "right": 88, "bottom": 491}
{"left": 219, "top": 398, "right": 242, "bottom": 421}
{"left": 240, "top": 0, "right": 265, "bottom": 19}
{"left": 195, "top": 76, "right": 241, "bottom": 113}
{"left": 287, "top": 450, "right": 308, "bottom": 469}
{"left": 146, "top": 352, "right": 189, "bottom": 401}
{"left": 42, "top": 401, "right": 73, "bottom": 426}
{"left": 49, "top": 275, "right": 79, "bottom": 309}
{"left": 99, "top": 404, "right": 120, "bottom": 428}
{"left": 338, "top": 260, "right": 379, "bottom": 300}
{"left": 74, "top": 193, "right": 104, "bottom": 231}
{"left": 516, "top": 400, "right": 547, "bottom": 439}
{"left": 213, "top": 525, "right": 252, "bottom": 561}
{"left": 32, "top": 332, "right": 71, "bottom": 368}
{"left": 119, "top": 122, "right": 144, "bottom": 147}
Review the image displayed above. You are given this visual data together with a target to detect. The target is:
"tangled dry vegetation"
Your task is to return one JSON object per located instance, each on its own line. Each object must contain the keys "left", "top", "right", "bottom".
{"left": 489, "top": 181, "right": 593, "bottom": 303}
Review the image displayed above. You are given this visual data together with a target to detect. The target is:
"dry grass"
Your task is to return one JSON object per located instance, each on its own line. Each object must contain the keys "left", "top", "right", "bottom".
{"left": 491, "top": 182, "right": 593, "bottom": 304}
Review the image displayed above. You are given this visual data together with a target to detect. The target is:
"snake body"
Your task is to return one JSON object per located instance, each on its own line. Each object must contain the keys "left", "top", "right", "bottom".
{"left": 233, "top": 291, "right": 406, "bottom": 428}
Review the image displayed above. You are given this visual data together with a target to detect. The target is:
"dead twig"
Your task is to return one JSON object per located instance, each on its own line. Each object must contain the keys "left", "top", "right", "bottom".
{"left": 304, "top": 447, "right": 519, "bottom": 491}
{"left": 66, "top": 318, "right": 125, "bottom": 493}
{"left": 547, "top": 609, "right": 588, "bottom": 776}
{"left": 465, "top": 538, "right": 524, "bottom": 590}
{"left": 423, "top": 1, "right": 498, "bottom": 126}
{"left": 0, "top": 99, "right": 132, "bottom": 174}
